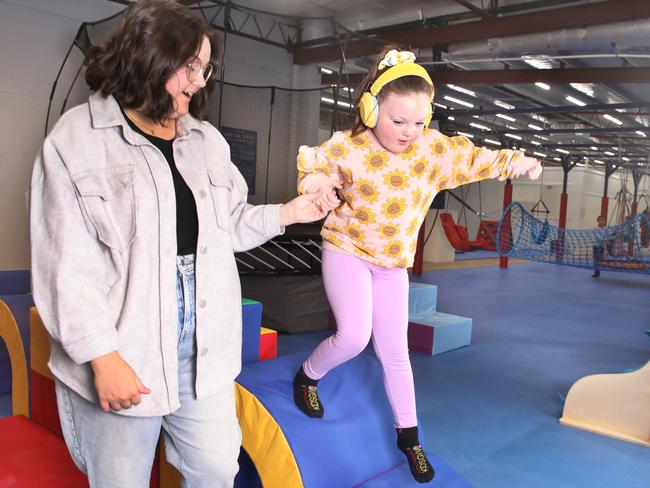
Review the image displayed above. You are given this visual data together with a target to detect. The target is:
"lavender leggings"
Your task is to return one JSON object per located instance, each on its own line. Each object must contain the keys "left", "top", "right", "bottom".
{"left": 303, "top": 249, "right": 417, "bottom": 428}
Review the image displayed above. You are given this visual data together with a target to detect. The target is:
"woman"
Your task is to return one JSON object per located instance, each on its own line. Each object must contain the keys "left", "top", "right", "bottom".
{"left": 30, "top": 1, "right": 326, "bottom": 486}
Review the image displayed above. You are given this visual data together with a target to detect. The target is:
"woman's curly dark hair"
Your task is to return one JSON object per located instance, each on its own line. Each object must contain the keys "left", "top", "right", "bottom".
{"left": 85, "top": 0, "right": 221, "bottom": 122}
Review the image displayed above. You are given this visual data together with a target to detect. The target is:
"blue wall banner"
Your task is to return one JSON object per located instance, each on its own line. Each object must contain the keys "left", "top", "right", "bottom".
{"left": 221, "top": 127, "right": 258, "bottom": 194}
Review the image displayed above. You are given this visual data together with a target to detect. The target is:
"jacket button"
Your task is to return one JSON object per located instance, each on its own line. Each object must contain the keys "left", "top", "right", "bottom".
{"left": 200, "top": 347, "right": 208, "bottom": 356}
{"left": 199, "top": 299, "right": 207, "bottom": 308}
{"left": 199, "top": 190, "right": 207, "bottom": 198}
{"left": 200, "top": 246, "right": 208, "bottom": 255}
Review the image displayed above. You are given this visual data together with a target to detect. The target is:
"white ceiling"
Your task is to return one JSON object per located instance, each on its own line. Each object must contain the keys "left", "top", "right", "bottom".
{"left": 10, "top": 0, "right": 650, "bottom": 168}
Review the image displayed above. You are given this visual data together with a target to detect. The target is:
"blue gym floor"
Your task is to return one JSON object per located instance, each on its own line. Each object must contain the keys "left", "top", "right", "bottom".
{"left": 454, "top": 250, "right": 500, "bottom": 261}
{"left": 279, "top": 262, "right": 650, "bottom": 488}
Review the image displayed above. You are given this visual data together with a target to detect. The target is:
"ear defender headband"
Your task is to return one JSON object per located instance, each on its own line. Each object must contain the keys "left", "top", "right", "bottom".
{"left": 358, "top": 50, "right": 435, "bottom": 129}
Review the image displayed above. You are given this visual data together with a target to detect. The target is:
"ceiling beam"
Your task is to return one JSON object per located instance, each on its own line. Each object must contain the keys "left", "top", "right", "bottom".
{"left": 322, "top": 67, "right": 650, "bottom": 86}
{"left": 107, "top": 0, "right": 203, "bottom": 4}
{"left": 456, "top": 126, "right": 649, "bottom": 136}
{"left": 432, "top": 101, "right": 650, "bottom": 117}
{"left": 294, "top": 0, "right": 650, "bottom": 65}
{"left": 452, "top": 0, "right": 492, "bottom": 17}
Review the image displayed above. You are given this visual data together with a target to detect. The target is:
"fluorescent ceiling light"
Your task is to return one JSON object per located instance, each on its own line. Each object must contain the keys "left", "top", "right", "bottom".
{"left": 434, "top": 102, "right": 448, "bottom": 109}
{"left": 570, "top": 83, "right": 594, "bottom": 97}
{"left": 522, "top": 55, "right": 553, "bottom": 69}
{"left": 604, "top": 151, "right": 615, "bottom": 156}
{"left": 485, "top": 139, "right": 501, "bottom": 145}
{"left": 615, "top": 108, "right": 625, "bottom": 113}
{"left": 494, "top": 100, "right": 515, "bottom": 110}
{"left": 594, "top": 159, "right": 604, "bottom": 164}
{"left": 497, "top": 113, "right": 516, "bottom": 122}
{"left": 590, "top": 146, "right": 598, "bottom": 150}
{"left": 448, "top": 84, "right": 476, "bottom": 97}
{"left": 553, "top": 157, "right": 561, "bottom": 161}
{"left": 603, "top": 114, "right": 622, "bottom": 125}
{"left": 535, "top": 82, "right": 550, "bottom": 91}
{"left": 444, "top": 95, "right": 474, "bottom": 108}
{"left": 622, "top": 157, "right": 630, "bottom": 161}
{"left": 531, "top": 140, "right": 541, "bottom": 146}
{"left": 636, "top": 130, "right": 646, "bottom": 137}
{"left": 556, "top": 149, "right": 570, "bottom": 154}
{"left": 576, "top": 163, "right": 586, "bottom": 167}
{"left": 448, "top": 116, "right": 455, "bottom": 121}
{"left": 528, "top": 124, "right": 543, "bottom": 131}
{"left": 342, "top": 87, "right": 354, "bottom": 92}
{"left": 533, "top": 152, "right": 547, "bottom": 157}
{"left": 457, "top": 131, "right": 474, "bottom": 139}
{"left": 566, "top": 95, "right": 586, "bottom": 106}
{"left": 321, "top": 97, "right": 334, "bottom": 104}
{"left": 505, "top": 133, "right": 522, "bottom": 140}
{"left": 320, "top": 67, "right": 333, "bottom": 74}
{"left": 470, "top": 122, "right": 490, "bottom": 130}
{"left": 534, "top": 134, "right": 549, "bottom": 141}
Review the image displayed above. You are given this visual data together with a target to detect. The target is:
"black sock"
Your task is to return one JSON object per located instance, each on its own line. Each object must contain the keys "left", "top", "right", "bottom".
{"left": 397, "top": 426, "right": 435, "bottom": 483}
{"left": 293, "top": 366, "right": 324, "bottom": 418}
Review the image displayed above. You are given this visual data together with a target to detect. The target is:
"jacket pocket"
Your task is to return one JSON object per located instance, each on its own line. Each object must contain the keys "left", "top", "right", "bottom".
{"left": 207, "top": 167, "right": 233, "bottom": 231}
{"left": 73, "top": 166, "right": 137, "bottom": 251}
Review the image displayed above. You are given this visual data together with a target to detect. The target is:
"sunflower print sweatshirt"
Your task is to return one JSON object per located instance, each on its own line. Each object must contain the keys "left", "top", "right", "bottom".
{"left": 297, "top": 128, "right": 522, "bottom": 269}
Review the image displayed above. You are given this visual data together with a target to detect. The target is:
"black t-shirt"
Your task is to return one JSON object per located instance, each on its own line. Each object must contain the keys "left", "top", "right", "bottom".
{"left": 120, "top": 106, "right": 199, "bottom": 255}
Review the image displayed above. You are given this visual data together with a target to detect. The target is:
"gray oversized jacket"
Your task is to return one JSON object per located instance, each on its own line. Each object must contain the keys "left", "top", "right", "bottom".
{"left": 30, "top": 93, "right": 283, "bottom": 416}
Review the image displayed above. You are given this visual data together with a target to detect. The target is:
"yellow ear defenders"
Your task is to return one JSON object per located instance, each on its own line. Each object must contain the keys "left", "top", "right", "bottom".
{"left": 358, "top": 62, "right": 434, "bottom": 129}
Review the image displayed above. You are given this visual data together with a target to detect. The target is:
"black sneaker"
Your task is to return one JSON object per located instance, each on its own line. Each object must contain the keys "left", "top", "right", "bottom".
{"left": 293, "top": 368, "right": 324, "bottom": 418}
{"left": 402, "top": 444, "right": 435, "bottom": 483}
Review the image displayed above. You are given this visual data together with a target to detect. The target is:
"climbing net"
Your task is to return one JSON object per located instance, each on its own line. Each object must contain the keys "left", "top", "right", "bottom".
{"left": 497, "top": 202, "right": 650, "bottom": 274}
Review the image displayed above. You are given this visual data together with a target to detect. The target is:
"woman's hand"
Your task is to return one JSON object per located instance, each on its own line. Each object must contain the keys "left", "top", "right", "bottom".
{"left": 279, "top": 190, "right": 329, "bottom": 226}
{"left": 90, "top": 351, "right": 151, "bottom": 412}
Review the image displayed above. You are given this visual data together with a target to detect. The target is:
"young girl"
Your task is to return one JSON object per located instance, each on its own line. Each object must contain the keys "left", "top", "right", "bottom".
{"left": 293, "top": 47, "right": 541, "bottom": 483}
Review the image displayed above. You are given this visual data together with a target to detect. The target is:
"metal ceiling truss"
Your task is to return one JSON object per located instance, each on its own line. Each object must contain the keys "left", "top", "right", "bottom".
{"left": 322, "top": 68, "right": 650, "bottom": 86}
{"left": 109, "top": 0, "right": 302, "bottom": 49}
{"left": 292, "top": 0, "right": 650, "bottom": 65}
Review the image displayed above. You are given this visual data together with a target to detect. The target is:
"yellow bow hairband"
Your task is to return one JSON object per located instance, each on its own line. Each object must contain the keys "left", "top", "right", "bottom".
{"left": 378, "top": 50, "right": 416, "bottom": 70}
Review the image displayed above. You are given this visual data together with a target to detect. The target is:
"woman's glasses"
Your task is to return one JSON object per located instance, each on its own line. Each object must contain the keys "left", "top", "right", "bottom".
{"left": 186, "top": 61, "right": 214, "bottom": 83}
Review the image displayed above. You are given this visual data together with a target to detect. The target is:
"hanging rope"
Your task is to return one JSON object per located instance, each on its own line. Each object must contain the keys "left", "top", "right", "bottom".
{"left": 531, "top": 167, "right": 550, "bottom": 217}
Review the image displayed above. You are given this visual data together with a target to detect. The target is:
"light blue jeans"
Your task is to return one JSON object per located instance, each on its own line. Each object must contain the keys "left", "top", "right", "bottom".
{"left": 56, "top": 255, "right": 241, "bottom": 487}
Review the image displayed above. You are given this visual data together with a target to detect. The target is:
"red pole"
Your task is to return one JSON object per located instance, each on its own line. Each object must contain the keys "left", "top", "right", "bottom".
{"left": 628, "top": 201, "right": 638, "bottom": 256}
{"left": 556, "top": 192, "right": 568, "bottom": 261}
{"left": 559, "top": 192, "right": 568, "bottom": 228}
{"left": 599, "top": 196, "right": 609, "bottom": 226}
{"left": 413, "top": 217, "right": 425, "bottom": 277}
{"left": 499, "top": 180, "right": 513, "bottom": 269}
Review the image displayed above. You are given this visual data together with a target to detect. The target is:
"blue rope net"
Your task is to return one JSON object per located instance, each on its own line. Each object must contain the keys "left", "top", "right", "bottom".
{"left": 497, "top": 202, "right": 650, "bottom": 274}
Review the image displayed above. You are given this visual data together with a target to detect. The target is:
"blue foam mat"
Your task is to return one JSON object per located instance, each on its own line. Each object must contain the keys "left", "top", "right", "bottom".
{"left": 237, "top": 352, "right": 472, "bottom": 487}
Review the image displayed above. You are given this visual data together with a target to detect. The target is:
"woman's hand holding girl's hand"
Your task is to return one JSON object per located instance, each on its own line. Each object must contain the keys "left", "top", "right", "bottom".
{"left": 279, "top": 190, "right": 329, "bottom": 226}
{"left": 301, "top": 173, "right": 343, "bottom": 212}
